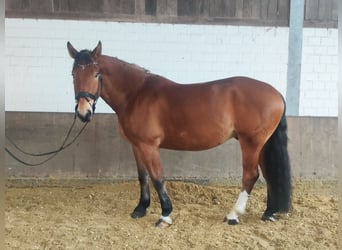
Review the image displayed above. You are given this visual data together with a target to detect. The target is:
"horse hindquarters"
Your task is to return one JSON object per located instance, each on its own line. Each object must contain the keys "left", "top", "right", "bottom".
{"left": 260, "top": 111, "right": 292, "bottom": 221}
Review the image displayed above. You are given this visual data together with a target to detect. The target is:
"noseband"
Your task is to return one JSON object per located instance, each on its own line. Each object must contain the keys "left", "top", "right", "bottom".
{"left": 74, "top": 62, "right": 102, "bottom": 114}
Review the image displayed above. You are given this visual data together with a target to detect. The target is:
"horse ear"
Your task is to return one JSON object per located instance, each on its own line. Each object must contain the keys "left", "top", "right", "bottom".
{"left": 92, "top": 41, "right": 102, "bottom": 59}
{"left": 67, "top": 41, "right": 78, "bottom": 59}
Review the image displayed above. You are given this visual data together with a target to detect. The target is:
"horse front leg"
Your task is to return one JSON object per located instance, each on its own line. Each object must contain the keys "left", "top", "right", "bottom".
{"left": 133, "top": 144, "right": 173, "bottom": 228}
{"left": 153, "top": 178, "right": 173, "bottom": 228}
{"left": 131, "top": 167, "right": 150, "bottom": 218}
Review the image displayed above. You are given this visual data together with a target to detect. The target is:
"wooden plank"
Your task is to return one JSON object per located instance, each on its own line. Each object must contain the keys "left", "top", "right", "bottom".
{"left": 156, "top": 0, "right": 178, "bottom": 16}
{"left": 251, "top": 0, "right": 261, "bottom": 18}
{"left": 5, "top": 0, "right": 30, "bottom": 11}
{"left": 331, "top": 0, "right": 338, "bottom": 20}
{"left": 318, "top": 0, "right": 332, "bottom": 21}
{"left": 305, "top": 0, "right": 319, "bottom": 20}
{"left": 29, "top": 0, "right": 53, "bottom": 12}
{"left": 227, "top": 0, "right": 237, "bottom": 17}
{"left": 260, "top": 0, "right": 269, "bottom": 19}
{"left": 156, "top": 0, "right": 169, "bottom": 15}
{"left": 208, "top": 0, "right": 236, "bottom": 17}
{"left": 199, "top": 0, "right": 208, "bottom": 16}
{"left": 145, "top": 0, "right": 157, "bottom": 15}
{"left": 267, "top": 0, "right": 278, "bottom": 19}
{"left": 177, "top": 0, "right": 207, "bottom": 16}
{"left": 178, "top": 0, "right": 196, "bottom": 16}
{"left": 235, "top": 0, "right": 244, "bottom": 17}
{"left": 64, "top": 0, "right": 102, "bottom": 13}
{"left": 277, "top": 0, "right": 289, "bottom": 20}
{"left": 242, "top": 0, "right": 251, "bottom": 17}
{"left": 242, "top": 0, "right": 261, "bottom": 19}
{"left": 105, "top": 0, "right": 121, "bottom": 14}
{"left": 135, "top": 0, "right": 145, "bottom": 16}
{"left": 120, "top": 0, "right": 135, "bottom": 15}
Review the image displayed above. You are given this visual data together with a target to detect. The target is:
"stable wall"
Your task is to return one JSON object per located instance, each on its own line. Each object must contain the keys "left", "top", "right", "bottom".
{"left": 5, "top": 112, "right": 338, "bottom": 181}
{"left": 4, "top": 2, "right": 338, "bottom": 182}
{"left": 5, "top": 19, "right": 338, "bottom": 116}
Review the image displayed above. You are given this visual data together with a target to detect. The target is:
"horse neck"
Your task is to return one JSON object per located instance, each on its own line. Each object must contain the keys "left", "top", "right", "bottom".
{"left": 98, "top": 55, "right": 147, "bottom": 115}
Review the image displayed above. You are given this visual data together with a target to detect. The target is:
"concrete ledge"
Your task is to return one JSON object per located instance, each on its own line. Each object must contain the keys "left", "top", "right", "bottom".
{"left": 5, "top": 112, "right": 337, "bottom": 180}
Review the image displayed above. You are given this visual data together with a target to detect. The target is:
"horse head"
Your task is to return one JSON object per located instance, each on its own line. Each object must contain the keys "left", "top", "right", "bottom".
{"left": 67, "top": 41, "right": 102, "bottom": 122}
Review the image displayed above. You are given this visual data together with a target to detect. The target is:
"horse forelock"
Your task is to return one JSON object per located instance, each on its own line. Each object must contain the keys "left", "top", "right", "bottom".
{"left": 74, "top": 50, "right": 95, "bottom": 67}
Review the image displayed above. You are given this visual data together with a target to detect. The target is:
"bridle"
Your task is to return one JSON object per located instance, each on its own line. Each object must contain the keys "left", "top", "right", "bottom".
{"left": 73, "top": 61, "right": 102, "bottom": 115}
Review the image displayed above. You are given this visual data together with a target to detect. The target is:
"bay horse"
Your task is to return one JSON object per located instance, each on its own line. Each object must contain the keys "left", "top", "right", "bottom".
{"left": 67, "top": 41, "right": 291, "bottom": 228}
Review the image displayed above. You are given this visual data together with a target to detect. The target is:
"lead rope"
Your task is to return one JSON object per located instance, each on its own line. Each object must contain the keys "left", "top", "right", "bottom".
{"left": 5, "top": 115, "right": 88, "bottom": 166}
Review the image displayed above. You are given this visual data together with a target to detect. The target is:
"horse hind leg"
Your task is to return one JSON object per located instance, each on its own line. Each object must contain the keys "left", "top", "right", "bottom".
{"left": 225, "top": 139, "right": 261, "bottom": 225}
{"left": 258, "top": 148, "right": 277, "bottom": 222}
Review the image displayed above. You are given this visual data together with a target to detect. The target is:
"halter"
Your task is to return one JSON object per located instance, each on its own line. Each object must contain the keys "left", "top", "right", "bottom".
{"left": 74, "top": 62, "right": 102, "bottom": 114}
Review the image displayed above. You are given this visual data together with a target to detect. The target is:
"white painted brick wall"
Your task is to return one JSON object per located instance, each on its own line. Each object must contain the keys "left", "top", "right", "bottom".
{"left": 300, "top": 28, "right": 338, "bottom": 116}
{"left": 5, "top": 19, "right": 338, "bottom": 116}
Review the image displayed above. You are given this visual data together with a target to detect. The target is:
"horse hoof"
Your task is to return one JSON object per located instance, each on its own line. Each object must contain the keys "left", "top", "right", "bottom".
{"left": 223, "top": 216, "right": 239, "bottom": 225}
{"left": 156, "top": 219, "right": 171, "bottom": 228}
{"left": 131, "top": 209, "right": 146, "bottom": 219}
{"left": 261, "top": 214, "right": 276, "bottom": 222}
{"left": 155, "top": 216, "right": 172, "bottom": 228}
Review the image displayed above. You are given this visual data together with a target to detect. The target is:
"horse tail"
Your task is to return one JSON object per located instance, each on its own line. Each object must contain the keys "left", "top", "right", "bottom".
{"left": 262, "top": 101, "right": 292, "bottom": 214}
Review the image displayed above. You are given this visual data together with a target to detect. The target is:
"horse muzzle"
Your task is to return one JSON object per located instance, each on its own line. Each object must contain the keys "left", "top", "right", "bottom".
{"left": 75, "top": 100, "right": 95, "bottom": 123}
{"left": 75, "top": 91, "right": 98, "bottom": 123}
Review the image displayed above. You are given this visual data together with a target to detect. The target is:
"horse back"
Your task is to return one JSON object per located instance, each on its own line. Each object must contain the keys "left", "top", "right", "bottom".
{"left": 123, "top": 75, "right": 284, "bottom": 150}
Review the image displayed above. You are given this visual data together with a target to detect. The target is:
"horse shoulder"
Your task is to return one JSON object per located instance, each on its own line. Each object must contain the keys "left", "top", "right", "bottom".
{"left": 118, "top": 94, "right": 166, "bottom": 146}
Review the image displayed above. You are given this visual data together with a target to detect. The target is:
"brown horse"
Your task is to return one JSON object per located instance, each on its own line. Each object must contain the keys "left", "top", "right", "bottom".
{"left": 67, "top": 41, "right": 291, "bottom": 228}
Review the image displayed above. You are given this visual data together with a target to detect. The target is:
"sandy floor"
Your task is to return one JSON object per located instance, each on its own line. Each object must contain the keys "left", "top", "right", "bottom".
{"left": 5, "top": 180, "right": 338, "bottom": 249}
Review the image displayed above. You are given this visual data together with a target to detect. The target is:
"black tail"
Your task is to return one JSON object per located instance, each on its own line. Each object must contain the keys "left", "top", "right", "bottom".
{"left": 262, "top": 107, "right": 292, "bottom": 214}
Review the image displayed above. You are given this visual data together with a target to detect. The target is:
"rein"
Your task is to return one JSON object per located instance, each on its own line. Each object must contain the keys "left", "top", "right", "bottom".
{"left": 5, "top": 113, "right": 88, "bottom": 167}
{"left": 5, "top": 58, "right": 102, "bottom": 166}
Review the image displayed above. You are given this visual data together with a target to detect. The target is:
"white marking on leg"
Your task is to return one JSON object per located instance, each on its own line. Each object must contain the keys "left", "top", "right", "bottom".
{"left": 226, "top": 190, "right": 249, "bottom": 222}
{"left": 235, "top": 190, "right": 249, "bottom": 214}
{"left": 268, "top": 216, "right": 276, "bottom": 222}
{"left": 160, "top": 215, "right": 172, "bottom": 225}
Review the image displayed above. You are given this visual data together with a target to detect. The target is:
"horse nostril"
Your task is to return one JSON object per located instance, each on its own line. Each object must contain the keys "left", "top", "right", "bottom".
{"left": 85, "top": 110, "right": 92, "bottom": 122}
